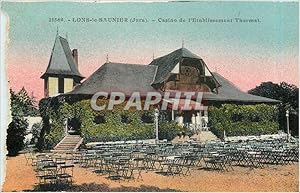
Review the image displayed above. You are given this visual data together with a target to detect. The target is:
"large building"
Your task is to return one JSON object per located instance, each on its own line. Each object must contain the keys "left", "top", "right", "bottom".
{"left": 41, "top": 35, "right": 279, "bottom": 130}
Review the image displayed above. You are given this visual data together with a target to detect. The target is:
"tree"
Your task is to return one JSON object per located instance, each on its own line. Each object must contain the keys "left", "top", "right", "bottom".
{"left": 248, "top": 82, "right": 299, "bottom": 136}
{"left": 10, "top": 87, "right": 39, "bottom": 117}
{"left": 6, "top": 88, "right": 38, "bottom": 156}
{"left": 7, "top": 117, "right": 28, "bottom": 155}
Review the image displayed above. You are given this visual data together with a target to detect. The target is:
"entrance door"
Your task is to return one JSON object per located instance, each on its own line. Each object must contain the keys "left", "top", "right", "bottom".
{"left": 66, "top": 118, "right": 81, "bottom": 135}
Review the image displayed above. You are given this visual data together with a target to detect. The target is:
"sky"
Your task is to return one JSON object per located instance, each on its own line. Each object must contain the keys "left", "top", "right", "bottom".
{"left": 1, "top": 1, "right": 299, "bottom": 100}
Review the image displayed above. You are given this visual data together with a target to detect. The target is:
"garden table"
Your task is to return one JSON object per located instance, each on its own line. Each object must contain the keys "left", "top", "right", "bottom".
{"left": 204, "top": 154, "right": 228, "bottom": 171}
{"left": 158, "top": 156, "right": 183, "bottom": 176}
{"left": 128, "top": 157, "right": 145, "bottom": 180}
{"left": 36, "top": 162, "right": 58, "bottom": 185}
{"left": 108, "top": 156, "right": 131, "bottom": 181}
{"left": 57, "top": 164, "right": 74, "bottom": 184}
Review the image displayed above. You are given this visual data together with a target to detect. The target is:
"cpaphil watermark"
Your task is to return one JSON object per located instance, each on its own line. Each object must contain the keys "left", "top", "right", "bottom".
{"left": 91, "top": 91, "right": 207, "bottom": 111}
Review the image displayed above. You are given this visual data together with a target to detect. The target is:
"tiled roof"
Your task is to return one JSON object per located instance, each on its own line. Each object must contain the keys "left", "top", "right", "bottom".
{"left": 41, "top": 36, "right": 83, "bottom": 79}
{"left": 67, "top": 62, "right": 158, "bottom": 96}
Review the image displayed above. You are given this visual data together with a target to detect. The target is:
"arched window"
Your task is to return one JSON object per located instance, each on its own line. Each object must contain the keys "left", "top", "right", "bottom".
{"left": 93, "top": 115, "right": 106, "bottom": 124}
{"left": 141, "top": 112, "right": 154, "bottom": 123}
{"left": 121, "top": 115, "right": 130, "bottom": 124}
{"left": 67, "top": 117, "right": 81, "bottom": 134}
{"left": 250, "top": 115, "right": 260, "bottom": 122}
{"left": 231, "top": 114, "right": 244, "bottom": 122}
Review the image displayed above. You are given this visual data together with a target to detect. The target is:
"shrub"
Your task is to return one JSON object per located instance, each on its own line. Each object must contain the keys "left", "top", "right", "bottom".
{"left": 39, "top": 98, "right": 157, "bottom": 147}
{"left": 249, "top": 81, "right": 299, "bottom": 136}
{"left": 6, "top": 117, "right": 28, "bottom": 156}
{"left": 7, "top": 87, "right": 37, "bottom": 155}
{"left": 158, "top": 121, "right": 182, "bottom": 141}
{"left": 209, "top": 104, "right": 279, "bottom": 138}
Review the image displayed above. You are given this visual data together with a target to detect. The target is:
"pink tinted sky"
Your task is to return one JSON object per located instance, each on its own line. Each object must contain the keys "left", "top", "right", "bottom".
{"left": 3, "top": 1, "right": 299, "bottom": 100}
{"left": 6, "top": 45, "right": 298, "bottom": 100}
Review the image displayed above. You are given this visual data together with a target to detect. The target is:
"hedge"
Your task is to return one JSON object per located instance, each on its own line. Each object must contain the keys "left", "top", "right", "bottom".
{"left": 158, "top": 121, "right": 182, "bottom": 141}
{"left": 38, "top": 97, "right": 181, "bottom": 149}
{"left": 209, "top": 104, "right": 279, "bottom": 138}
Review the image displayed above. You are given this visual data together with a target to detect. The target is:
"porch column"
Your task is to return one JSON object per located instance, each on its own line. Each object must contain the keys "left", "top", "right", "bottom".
{"left": 286, "top": 110, "right": 290, "bottom": 142}
{"left": 204, "top": 110, "right": 208, "bottom": 117}
{"left": 204, "top": 110, "right": 208, "bottom": 129}
{"left": 192, "top": 114, "right": 196, "bottom": 132}
{"left": 171, "top": 110, "right": 175, "bottom": 121}
{"left": 64, "top": 118, "right": 68, "bottom": 135}
{"left": 154, "top": 109, "right": 159, "bottom": 144}
{"left": 196, "top": 112, "right": 201, "bottom": 131}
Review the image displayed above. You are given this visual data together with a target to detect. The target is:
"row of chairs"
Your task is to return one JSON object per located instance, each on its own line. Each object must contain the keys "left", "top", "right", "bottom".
{"left": 21, "top": 137, "right": 298, "bottom": 185}
{"left": 26, "top": 152, "right": 75, "bottom": 187}
{"left": 80, "top": 138, "right": 298, "bottom": 173}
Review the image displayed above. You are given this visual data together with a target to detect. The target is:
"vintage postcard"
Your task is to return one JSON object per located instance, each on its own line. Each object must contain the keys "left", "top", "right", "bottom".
{"left": 0, "top": 0, "right": 299, "bottom": 192}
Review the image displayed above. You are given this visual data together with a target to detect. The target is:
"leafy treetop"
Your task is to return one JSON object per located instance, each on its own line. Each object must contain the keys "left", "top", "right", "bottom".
{"left": 10, "top": 87, "right": 39, "bottom": 117}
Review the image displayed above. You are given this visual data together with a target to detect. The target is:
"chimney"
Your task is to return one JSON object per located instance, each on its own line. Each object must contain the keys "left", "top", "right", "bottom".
{"left": 72, "top": 49, "right": 78, "bottom": 69}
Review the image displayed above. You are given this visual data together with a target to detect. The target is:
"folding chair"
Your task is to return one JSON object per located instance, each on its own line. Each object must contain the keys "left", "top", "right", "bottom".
{"left": 24, "top": 151, "right": 33, "bottom": 165}
{"left": 57, "top": 164, "right": 74, "bottom": 184}
{"left": 129, "top": 157, "right": 145, "bottom": 181}
{"left": 181, "top": 156, "right": 195, "bottom": 176}
{"left": 36, "top": 163, "right": 58, "bottom": 186}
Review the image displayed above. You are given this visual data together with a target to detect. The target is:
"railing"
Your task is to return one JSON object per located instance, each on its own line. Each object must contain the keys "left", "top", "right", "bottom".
{"left": 73, "top": 138, "right": 84, "bottom": 151}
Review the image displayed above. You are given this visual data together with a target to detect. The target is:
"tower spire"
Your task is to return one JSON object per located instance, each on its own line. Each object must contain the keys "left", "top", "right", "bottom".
{"left": 152, "top": 53, "right": 155, "bottom": 60}
{"left": 182, "top": 39, "right": 184, "bottom": 48}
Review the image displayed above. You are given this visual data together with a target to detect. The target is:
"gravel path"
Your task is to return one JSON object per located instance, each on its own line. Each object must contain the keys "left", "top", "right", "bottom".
{"left": 2, "top": 154, "right": 299, "bottom": 192}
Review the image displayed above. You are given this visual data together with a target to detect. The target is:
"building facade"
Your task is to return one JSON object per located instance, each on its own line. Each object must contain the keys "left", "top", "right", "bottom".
{"left": 42, "top": 35, "right": 279, "bottom": 132}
